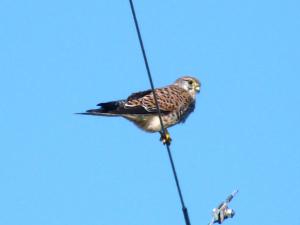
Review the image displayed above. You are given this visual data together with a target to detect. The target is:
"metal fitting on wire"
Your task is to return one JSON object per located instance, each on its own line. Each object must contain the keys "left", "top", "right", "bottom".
{"left": 208, "top": 190, "right": 238, "bottom": 225}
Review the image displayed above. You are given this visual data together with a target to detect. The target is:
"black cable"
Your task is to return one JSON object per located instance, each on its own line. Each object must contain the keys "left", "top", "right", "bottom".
{"left": 129, "top": 1, "right": 191, "bottom": 224}
{"left": 167, "top": 147, "right": 191, "bottom": 225}
{"left": 128, "top": 0, "right": 166, "bottom": 137}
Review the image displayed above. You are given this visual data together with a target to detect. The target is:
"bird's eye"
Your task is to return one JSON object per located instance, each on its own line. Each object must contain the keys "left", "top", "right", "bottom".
{"left": 188, "top": 80, "right": 194, "bottom": 85}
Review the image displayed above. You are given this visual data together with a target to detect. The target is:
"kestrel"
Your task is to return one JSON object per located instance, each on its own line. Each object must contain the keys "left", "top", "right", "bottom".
{"left": 77, "top": 76, "right": 201, "bottom": 145}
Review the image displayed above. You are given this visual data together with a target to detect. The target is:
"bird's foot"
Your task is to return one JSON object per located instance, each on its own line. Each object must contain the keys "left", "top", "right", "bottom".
{"left": 159, "top": 130, "right": 172, "bottom": 146}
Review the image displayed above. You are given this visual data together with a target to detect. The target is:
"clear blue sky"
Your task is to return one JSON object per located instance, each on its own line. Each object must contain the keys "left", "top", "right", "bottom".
{"left": 1, "top": 1, "right": 299, "bottom": 225}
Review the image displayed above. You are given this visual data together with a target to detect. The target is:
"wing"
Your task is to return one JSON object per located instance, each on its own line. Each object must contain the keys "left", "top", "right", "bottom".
{"left": 125, "top": 85, "right": 194, "bottom": 113}
{"left": 77, "top": 85, "right": 193, "bottom": 116}
{"left": 81, "top": 100, "right": 147, "bottom": 115}
{"left": 126, "top": 90, "right": 152, "bottom": 101}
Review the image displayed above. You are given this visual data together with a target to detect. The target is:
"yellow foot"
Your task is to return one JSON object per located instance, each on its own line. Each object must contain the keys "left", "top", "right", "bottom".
{"left": 159, "top": 130, "right": 172, "bottom": 146}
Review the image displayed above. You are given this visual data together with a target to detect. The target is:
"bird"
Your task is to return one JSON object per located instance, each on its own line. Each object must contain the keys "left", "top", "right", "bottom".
{"left": 76, "top": 76, "right": 201, "bottom": 145}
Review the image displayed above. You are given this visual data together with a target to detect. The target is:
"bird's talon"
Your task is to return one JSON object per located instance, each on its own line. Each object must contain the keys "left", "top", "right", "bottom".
{"left": 159, "top": 130, "right": 172, "bottom": 146}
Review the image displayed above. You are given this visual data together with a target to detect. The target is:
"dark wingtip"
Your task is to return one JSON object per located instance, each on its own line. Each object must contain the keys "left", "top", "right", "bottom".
{"left": 74, "top": 113, "right": 90, "bottom": 115}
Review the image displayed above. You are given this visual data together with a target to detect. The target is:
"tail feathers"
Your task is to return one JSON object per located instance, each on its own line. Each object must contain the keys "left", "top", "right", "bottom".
{"left": 96, "top": 100, "right": 127, "bottom": 111}
{"left": 75, "top": 111, "right": 121, "bottom": 116}
{"left": 76, "top": 100, "right": 127, "bottom": 116}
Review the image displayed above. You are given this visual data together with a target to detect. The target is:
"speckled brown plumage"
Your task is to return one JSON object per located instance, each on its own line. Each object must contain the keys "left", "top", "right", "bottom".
{"left": 125, "top": 85, "right": 193, "bottom": 113}
{"left": 77, "top": 76, "right": 201, "bottom": 144}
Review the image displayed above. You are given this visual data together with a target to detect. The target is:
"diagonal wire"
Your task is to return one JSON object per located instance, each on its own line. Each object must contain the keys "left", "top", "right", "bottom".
{"left": 129, "top": 1, "right": 191, "bottom": 225}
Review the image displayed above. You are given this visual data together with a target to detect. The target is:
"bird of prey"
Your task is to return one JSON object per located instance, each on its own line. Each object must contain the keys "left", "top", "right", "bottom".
{"left": 77, "top": 76, "right": 201, "bottom": 145}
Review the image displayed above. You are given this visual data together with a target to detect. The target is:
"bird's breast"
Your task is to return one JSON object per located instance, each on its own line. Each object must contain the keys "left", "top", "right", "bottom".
{"left": 179, "top": 100, "right": 195, "bottom": 123}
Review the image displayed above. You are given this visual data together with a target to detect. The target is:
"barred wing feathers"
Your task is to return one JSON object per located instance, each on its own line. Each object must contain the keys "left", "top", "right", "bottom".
{"left": 77, "top": 85, "right": 193, "bottom": 116}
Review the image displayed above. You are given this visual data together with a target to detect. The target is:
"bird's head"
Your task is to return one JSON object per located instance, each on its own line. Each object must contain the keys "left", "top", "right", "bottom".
{"left": 173, "top": 76, "right": 201, "bottom": 97}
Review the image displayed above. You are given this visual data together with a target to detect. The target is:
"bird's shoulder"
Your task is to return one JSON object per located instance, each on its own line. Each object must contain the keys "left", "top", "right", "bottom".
{"left": 155, "top": 85, "right": 191, "bottom": 99}
{"left": 124, "top": 85, "right": 193, "bottom": 113}
{"left": 129, "top": 85, "right": 192, "bottom": 112}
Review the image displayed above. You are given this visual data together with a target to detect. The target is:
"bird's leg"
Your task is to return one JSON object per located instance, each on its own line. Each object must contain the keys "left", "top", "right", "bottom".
{"left": 159, "top": 129, "right": 172, "bottom": 146}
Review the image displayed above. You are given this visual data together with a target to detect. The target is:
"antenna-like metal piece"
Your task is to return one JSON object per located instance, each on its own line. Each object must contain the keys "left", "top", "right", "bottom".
{"left": 208, "top": 190, "right": 238, "bottom": 225}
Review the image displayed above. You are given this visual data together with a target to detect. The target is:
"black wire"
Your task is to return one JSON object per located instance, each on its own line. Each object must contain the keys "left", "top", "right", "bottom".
{"left": 167, "top": 146, "right": 191, "bottom": 225}
{"left": 128, "top": 0, "right": 166, "bottom": 137}
{"left": 129, "top": 1, "right": 191, "bottom": 225}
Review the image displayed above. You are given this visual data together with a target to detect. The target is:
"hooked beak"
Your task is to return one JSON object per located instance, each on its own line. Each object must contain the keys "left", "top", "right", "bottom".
{"left": 195, "top": 86, "right": 200, "bottom": 93}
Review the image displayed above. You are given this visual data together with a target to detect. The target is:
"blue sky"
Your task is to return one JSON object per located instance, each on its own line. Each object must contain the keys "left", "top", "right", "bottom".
{"left": 1, "top": 1, "right": 299, "bottom": 224}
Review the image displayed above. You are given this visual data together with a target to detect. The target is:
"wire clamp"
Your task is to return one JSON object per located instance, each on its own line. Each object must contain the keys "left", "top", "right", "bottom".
{"left": 208, "top": 190, "right": 238, "bottom": 225}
